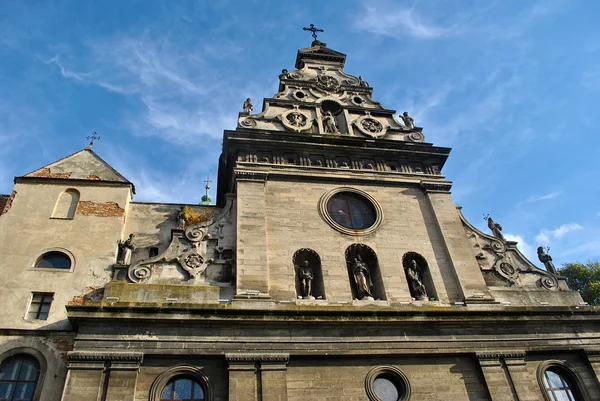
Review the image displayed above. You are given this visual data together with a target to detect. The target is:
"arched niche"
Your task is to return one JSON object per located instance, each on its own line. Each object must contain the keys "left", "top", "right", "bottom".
{"left": 345, "top": 244, "right": 386, "bottom": 300}
{"left": 52, "top": 189, "right": 79, "bottom": 219}
{"left": 293, "top": 248, "right": 325, "bottom": 300}
{"left": 402, "top": 252, "right": 437, "bottom": 301}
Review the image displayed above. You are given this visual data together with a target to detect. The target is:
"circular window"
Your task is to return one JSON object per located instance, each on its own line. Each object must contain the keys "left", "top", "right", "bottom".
{"left": 353, "top": 96, "right": 363, "bottom": 104}
{"left": 366, "top": 366, "right": 411, "bottom": 401}
{"left": 320, "top": 188, "right": 383, "bottom": 235}
{"left": 35, "top": 251, "right": 71, "bottom": 269}
{"left": 295, "top": 91, "right": 305, "bottom": 99}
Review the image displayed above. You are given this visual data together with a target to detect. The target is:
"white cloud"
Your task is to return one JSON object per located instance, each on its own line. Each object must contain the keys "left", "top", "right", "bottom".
{"left": 535, "top": 223, "right": 583, "bottom": 244}
{"left": 357, "top": 6, "right": 457, "bottom": 39}
{"left": 517, "top": 191, "right": 561, "bottom": 205}
{"left": 504, "top": 233, "right": 537, "bottom": 263}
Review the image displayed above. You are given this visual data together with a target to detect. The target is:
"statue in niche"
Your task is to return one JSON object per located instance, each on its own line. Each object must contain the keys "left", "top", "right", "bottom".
{"left": 296, "top": 260, "right": 314, "bottom": 299}
{"left": 243, "top": 98, "right": 253, "bottom": 114}
{"left": 406, "top": 260, "right": 428, "bottom": 300}
{"left": 279, "top": 69, "right": 290, "bottom": 79}
{"left": 117, "top": 234, "right": 135, "bottom": 265}
{"left": 401, "top": 111, "right": 415, "bottom": 129}
{"left": 177, "top": 208, "right": 186, "bottom": 229}
{"left": 352, "top": 256, "right": 373, "bottom": 300}
{"left": 537, "top": 246, "right": 557, "bottom": 275}
{"left": 323, "top": 111, "right": 338, "bottom": 134}
{"left": 487, "top": 216, "right": 505, "bottom": 241}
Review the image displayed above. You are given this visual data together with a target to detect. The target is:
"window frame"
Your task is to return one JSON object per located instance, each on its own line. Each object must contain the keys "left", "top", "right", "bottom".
{"left": 0, "top": 349, "right": 46, "bottom": 401}
{"left": 28, "top": 248, "right": 75, "bottom": 273}
{"left": 25, "top": 293, "right": 54, "bottom": 321}
{"left": 365, "top": 365, "right": 411, "bottom": 401}
{"left": 537, "top": 360, "right": 591, "bottom": 401}
{"left": 149, "top": 366, "right": 213, "bottom": 401}
{"left": 319, "top": 187, "right": 383, "bottom": 236}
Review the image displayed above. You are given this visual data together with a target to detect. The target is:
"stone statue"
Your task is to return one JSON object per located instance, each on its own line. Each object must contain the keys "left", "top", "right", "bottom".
{"left": 537, "top": 247, "right": 557, "bottom": 275}
{"left": 487, "top": 217, "right": 505, "bottom": 241}
{"left": 117, "top": 234, "right": 135, "bottom": 265}
{"left": 279, "top": 69, "right": 289, "bottom": 79}
{"left": 323, "top": 111, "right": 338, "bottom": 133}
{"left": 297, "top": 260, "right": 314, "bottom": 298}
{"left": 177, "top": 208, "right": 186, "bottom": 230}
{"left": 406, "top": 260, "right": 428, "bottom": 300}
{"left": 358, "top": 76, "right": 369, "bottom": 87}
{"left": 243, "top": 98, "right": 253, "bottom": 114}
{"left": 352, "top": 256, "right": 373, "bottom": 300}
{"left": 401, "top": 111, "right": 415, "bottom": 129}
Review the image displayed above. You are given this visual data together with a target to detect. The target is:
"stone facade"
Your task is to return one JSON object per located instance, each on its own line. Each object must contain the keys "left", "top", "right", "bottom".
{"left": 0, "top": 40, "right": 599, "bottom": 401}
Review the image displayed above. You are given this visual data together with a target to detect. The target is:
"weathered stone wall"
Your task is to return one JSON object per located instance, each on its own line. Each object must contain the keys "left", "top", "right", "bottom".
{"left": 0, "top": 181, "right": 130, "bottom": 330}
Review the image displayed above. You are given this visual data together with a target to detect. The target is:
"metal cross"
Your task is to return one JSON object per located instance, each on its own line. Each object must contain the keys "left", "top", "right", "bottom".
{"left": 204, "top": 177, "right": 212, "bottom": 189}
{"left": 303, "top": 24, "right": 324, "bottom": 41}
{"left": 86, "top": 132, "right": 100, "bottom": 147}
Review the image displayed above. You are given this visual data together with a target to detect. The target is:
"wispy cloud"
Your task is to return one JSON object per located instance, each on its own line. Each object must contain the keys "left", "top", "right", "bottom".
{"left": 357, "top": 5, "right": 458, "bottom": 39}
{"left": 517, "top": 191, "right": 561, "bottom": 206}
{"left": 535, "top": 223, "right": 584, "bottom": 244}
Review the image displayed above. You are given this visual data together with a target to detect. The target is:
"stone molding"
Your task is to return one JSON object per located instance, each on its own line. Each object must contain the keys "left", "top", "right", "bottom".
{"left": 476, "top": 351, "right": 526, "bottom": 360}
{"left": 67, "top": 351, "right": 144, "bottom": 363}
{"left": 420, "top": 180, "right": 452, "bottom": 193}
{"left": 234, "top": 171, "right": 269, "bottom": 182}
{"left": 225, "top": 353, "right": 290, "bottom": 363}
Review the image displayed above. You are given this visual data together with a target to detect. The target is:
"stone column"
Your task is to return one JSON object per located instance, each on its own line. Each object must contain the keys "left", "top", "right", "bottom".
{"left": 421, "top": 182, "right": 493, "bottom": 302}
{"left": 226, "top": 354, "right": 259, "bottom": 401}
{"left": 62, "top": 351, "right": 143, "bottom": 401}
{"left": 226, "top": 353, "right": 290, "bottom": 401}
{"left": 234, "top": 173, "right": 271, "bottom": 297}
{"left": 476, "top": 353, "right": 518, "bottom": 401}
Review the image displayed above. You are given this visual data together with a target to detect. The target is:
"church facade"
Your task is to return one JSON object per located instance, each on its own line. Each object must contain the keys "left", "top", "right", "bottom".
{"left": 0, "top": 38, "right": 599, "bottom": 401}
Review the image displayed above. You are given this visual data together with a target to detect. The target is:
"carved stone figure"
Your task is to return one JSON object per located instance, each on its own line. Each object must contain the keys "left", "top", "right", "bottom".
{"left": 316, "top": 75, "right": 340, "bottom": 91}
{"left": 537, "top": 247, "right": 557, "bottom": 275}
{"left": 177, "top": 208, "right": 186, "bottom": 229}
{"left": 401, "top": 111, "right": 415, "bottom": 129}
{"left": 243, "top": 98, "right": 253, "bottom": 114}
{"left": 407, "top": 260, "right": 428, "bottom": 300}
{"left": 358, "top": 76, "right": 369, "bottom": 87}
{"left": 287, "top": 112, "right": 307, "bottom": 127}
{"left": 117, "top": 234, "right": 135, "bottom": 265}
{"left": 487, "top": 217, "right": 505, "bottom": 241}
{"left": 352, "top": 256, "right": 373, "bottom": 300}
{"left": 297, "top": 260, "right": 314, "bottom": 298}
{"left": 279, "top": 69, "right": 289, "bottom": 80}
{"left": 323, "top": 111, "right": 338, "bottom": 134}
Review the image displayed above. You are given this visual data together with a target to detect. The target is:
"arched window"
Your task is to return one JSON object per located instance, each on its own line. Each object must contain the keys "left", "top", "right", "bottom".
{"left": 35, "top": 251, "right": 71, "bottom": 270}
{"left": 149, "top": 366, "right": 213, "bottom": 401}
{"left": 52, "top": 189, "right": 79, "bottom": 219}
{"left": 160, "top": 376, "right": 205, "bottom": 401}
{"left": 0, "top": 354, "right": 40, "bottom": 401}
{"left": 538, "top": 361, "right": 589, "bottom": 401}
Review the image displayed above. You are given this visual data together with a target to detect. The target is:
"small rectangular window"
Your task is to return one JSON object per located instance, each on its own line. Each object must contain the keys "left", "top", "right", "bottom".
{"left": 26, "top": 293, "right": 53, "bottom": 320}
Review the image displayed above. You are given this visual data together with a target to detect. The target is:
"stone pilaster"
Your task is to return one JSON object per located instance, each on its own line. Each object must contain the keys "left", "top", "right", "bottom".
{"left": 234, "top": 173, "right": 270, "bottom": 297}
{"left": 226, "top": 353, "right": 290, "bottom": 401}
{"left": 62, "top": 351, "right": 143, "bottom": 401}
{"left": 476, "top": 353, "right": 518, "bottom": 401}
{"left": 584, "top": 349, "right": 600, "bottom": 389}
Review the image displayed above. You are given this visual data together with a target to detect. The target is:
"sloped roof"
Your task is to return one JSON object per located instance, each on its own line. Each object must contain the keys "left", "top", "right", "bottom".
{"left": 22, "top": 148, "right": 133, "bottom": 187}
{"left": 295, "top": 40, "right": 347, "bottom": 69}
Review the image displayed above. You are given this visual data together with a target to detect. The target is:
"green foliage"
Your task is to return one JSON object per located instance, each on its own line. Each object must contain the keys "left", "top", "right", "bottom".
{"left": 559, "top": 261, "right": 600, "bottom": 305}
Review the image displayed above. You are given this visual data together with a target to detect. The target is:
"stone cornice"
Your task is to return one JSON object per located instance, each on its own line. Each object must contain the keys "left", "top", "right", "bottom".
{"left": 476, "top": 351, "right": 526, "bottom": 360}
{"left": 225, "top": 353, "right": 290, "bottom": 363}
{"left": 68, "top": 351, "right": 144, "bottom": 363}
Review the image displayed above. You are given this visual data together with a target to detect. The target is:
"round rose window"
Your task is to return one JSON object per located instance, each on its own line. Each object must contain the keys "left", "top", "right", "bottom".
{"left": 326, "top": 192, "right": 376, "bottom": 230}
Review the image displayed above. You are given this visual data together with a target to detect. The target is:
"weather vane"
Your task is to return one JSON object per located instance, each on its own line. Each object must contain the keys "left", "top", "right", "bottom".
{"left": 303, "top": 24, "right": 324, "bottom": 41}
{"left": 86, "top": 132, "right": 100, "bottom": 147}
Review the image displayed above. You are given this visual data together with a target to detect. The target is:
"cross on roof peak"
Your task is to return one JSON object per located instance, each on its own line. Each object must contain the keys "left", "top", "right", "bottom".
{"left": 303, "top": 24, "right": 324, "bottom": 41}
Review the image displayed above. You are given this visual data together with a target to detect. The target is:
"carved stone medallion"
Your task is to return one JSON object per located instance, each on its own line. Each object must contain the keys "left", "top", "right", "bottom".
{"left": 280, "top": 110, "right": 312, "bottom": 132}
{"left": 355, "top": 115, "right": 386, "bottom": 137}
{"left": 316, "top": 75, "right": 340, "bottom": 92}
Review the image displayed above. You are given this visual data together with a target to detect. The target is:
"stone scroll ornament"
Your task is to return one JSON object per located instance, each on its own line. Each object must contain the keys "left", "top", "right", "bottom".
{"left": 316, "top": 75, "right": 340, "bottom": 92}
{"left": 354, "top": 114, "right": 386, "bottom": 138}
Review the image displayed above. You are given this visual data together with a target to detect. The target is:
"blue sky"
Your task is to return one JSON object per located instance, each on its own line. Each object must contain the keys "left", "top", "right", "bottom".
{"left": 1, "top": 0, "right": 599, "bottom": 267}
